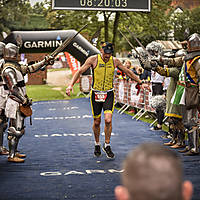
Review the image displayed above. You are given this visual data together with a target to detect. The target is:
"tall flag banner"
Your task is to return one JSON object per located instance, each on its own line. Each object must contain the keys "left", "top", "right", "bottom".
{"left": 64, "top": 52, "right": 80, "bottom": 82}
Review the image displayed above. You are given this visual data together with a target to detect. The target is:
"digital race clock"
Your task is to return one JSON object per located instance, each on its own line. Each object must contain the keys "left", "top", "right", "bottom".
{"left": 52, "top": 0, "right": 151, "bottom": 12}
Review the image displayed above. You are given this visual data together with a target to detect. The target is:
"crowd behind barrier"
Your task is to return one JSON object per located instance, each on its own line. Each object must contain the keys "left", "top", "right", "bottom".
{"left": 113, "top": 78, "right": 156, "bottom": 114}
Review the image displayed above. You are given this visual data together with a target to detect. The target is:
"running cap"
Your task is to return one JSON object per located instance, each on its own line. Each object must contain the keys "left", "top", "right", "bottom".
{"left": 102, "top": 42, "right": 114, "bottom": 54}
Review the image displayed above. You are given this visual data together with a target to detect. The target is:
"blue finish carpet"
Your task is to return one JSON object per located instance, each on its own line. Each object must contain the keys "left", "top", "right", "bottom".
{"left": 0, "top": 98, "right": 199, "bottom": 200}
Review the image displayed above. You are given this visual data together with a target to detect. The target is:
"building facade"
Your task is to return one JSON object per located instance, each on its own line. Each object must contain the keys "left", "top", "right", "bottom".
{"left": 172, "top": 0, "right": 200, "bottom": 10}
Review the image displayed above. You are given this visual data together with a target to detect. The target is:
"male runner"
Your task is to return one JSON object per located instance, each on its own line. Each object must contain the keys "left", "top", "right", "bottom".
{"left": 66, "top": 42, "right": 148, "bottom": 158}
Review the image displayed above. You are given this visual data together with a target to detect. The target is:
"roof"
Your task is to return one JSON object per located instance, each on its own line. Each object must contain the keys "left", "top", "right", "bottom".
{"left": 171, "top": 0, "right": 200, "bottom": 10}
{"left": 156, "top": 40, "right": 183, "bottom": 50}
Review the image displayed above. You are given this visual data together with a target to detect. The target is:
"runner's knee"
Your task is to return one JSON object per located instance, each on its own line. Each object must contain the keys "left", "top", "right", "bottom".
{"left": 94, "top": 118, "right": 101, "bottom": 127}
{"left": 105, "top": 117, "right": 112, "bottom": 125}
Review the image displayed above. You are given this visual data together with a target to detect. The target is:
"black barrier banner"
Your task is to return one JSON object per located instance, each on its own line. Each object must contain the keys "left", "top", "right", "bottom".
{"left": 3, "top": 30, "right": 100, "bottom": 65}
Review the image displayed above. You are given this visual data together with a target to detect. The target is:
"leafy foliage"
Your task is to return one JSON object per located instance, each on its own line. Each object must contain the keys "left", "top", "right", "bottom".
{"left": 0, "top": 0, "right": 30, "bottom": 34}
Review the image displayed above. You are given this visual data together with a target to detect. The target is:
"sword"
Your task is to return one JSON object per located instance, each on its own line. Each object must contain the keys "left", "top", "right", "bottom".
{"left": 125, "top": 26, "right": 151, "bottom": 58}
{"left": 50, "top": 24, "right": 88, "bottom": 58}
{"left": 119, "top": 29, "right": 145, "bottom": 63}
{"left": 40, "top": 24, "right": 88, "bottom": 70}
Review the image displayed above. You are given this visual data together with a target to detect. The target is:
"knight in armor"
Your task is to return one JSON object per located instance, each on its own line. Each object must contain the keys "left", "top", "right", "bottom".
{"left": 152, "top": 33, "right": 200, "bottom": 156}
{"left": 147, "top": 48, "right": 187, "bottom": 149}
{"left": 0, "top": 42, "right": 9, "bottom": 156}
{"left": 2, "top": 43, "right": 54, "bottom": 162}
{"left": 146, "top": 42, "right": 166, "bottom": 131}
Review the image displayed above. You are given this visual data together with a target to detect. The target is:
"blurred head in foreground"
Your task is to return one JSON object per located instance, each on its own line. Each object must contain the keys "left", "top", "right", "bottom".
{"left": 115, "top": 143, "right": 193, "bottom": 200}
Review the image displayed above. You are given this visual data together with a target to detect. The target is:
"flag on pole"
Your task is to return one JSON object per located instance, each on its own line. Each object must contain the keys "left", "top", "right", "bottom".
{"left": 171, "top": 63, "right": 185, "bottom": 105}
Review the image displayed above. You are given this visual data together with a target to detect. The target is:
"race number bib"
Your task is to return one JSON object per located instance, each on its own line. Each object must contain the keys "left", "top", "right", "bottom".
{"left": 94, "top": 91, "right": 107, "bottom": 102}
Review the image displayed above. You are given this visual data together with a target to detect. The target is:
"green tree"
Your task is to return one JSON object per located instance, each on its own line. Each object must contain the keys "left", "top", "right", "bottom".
{"left": 25, "top": 1, "right": 50, "bottom": 30}
{"left": 0, "top": 0, "right": 31, "bottom": 37}
{"left": 187, "top": 7, "right": 200, "bottom": 35}
{"left": 170, "top": 9, "right": 190, "bottom": 41}
{"left": 170, "top": 6, "right": 200, "bottom": 41}
{"left": 117, "top": 0, "right": 173, "bottom": 51}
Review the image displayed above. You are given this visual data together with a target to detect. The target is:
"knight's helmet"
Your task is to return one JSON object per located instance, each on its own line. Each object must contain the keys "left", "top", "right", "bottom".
{"left": 146, "top": 41, "right": 164, "bottom": 56}
{"left": 4, "top": 43, "right": 19, "bottom": 60}
{"left": 187, "top": 33, "right": 200, "bottom": 52}
{"left": 135, "top": 47, "right": 148, "bottom": 60}
{"left": 0, "top": 42, "right": 6, "bottom": 58}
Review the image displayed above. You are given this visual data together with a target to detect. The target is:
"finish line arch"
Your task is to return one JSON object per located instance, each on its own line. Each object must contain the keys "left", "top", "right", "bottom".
{"left": 3, "top": 29, "right": 100, "bottom": 66}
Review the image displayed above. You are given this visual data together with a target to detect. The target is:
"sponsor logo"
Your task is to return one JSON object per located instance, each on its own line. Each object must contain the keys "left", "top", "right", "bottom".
{"left": 33, "top": 114, "right": 92, "bottom": 120}
{"left": 34, "top": 132, "right": 116, "bottom": 138}
{"left": 99, "top": 64, "right": 105, "bottom": 67}
{"left": 73, "top": 42, "right": 89, "bottom": 57}
{"left": 40, "top": 169, "right": 124, "bottom": 176}
{"left": 24, "top": 40, "right": 63, "bottom": 48}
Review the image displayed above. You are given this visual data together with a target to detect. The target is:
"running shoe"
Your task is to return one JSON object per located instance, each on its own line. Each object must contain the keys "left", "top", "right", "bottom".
{"left": 102, "top": 144, "right": 115, "bottom": 159}
{"left": 94, "top": 145, "right": 101, "bottom": 157}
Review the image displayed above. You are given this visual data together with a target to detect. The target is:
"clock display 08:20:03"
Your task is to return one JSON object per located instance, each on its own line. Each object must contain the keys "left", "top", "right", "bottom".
{"left": 79, "top": 0, "right": 128, "bottom": 8}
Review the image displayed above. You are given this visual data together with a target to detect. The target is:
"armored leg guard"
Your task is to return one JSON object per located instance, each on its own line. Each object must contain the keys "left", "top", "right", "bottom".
{"left": 171, "top": 130, "right": 186, "bottom": 149}
{"left": 164, "top": 130, "right": 177, "bottom": 146}
{"left": 177, "top": 129, "right": 185, "bottom": 145}
{"left": 164, "top": 120, "right": 177, "bottom": 146}
{"left": 7, "top": 126, "right": 25, "bottom": 158}
{"left": 0, "top": 122, "right": 4, "bottom": 147}
{"left": 191, "top": 130, "right": 199, "bottom": 153}
{"left": 187, "top": 131, "right": 194, "bottom": 150}
{"left": 7, "top": 111, "right": 25, "bottom": 159}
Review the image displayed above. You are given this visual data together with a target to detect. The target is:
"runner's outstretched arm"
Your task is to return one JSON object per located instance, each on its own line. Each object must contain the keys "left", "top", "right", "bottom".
{"left": 66, "top": 55, "right": 96, "bottom": 96}
{"left": 114, "top": 58, "right": 150, "bottom": 90}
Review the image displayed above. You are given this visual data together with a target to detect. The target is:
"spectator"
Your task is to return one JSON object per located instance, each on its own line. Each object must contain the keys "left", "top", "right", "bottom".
{"left": 127, "top": 51, "right": 132, "bottom": 58}
{"left": 124, "top": 59, "right": 132, "bottom": 70}
{"left": 124, "top": 59, "right": 134, "bottom": 80}
{"left": 139, "top": 68, "right": 151, "bottom": 81}
{"left": 132, "top": 65, "right": 144, "bottom": 78}
{"left": 115, "top": 60, "right": 128, "bottom": 80}
{"left": 163, "top": 76, "right": 170, "bottom": 95}
{"left": 115, "top": 143, "right": 193, "bottom": 200}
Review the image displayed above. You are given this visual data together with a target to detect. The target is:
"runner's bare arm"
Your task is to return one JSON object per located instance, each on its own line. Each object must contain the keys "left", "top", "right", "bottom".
{"left": 114, "top": 58, "right": 142, "bottom": 83}
{"left": 66, "top": 55, "right": 96, "bottom": 96}
{"left": 114, "top": 58, "right": 150, "bottom": 90}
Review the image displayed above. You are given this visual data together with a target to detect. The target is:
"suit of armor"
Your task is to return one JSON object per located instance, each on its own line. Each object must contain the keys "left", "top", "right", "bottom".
{"left": 0, "top": 42, "right": 9, "bottom": 155}
{"left": 2, "top": 43, "right": 54, "bottom": 162}
{"left": 152, "top": 33, "right": 200, "bottom": 155}
{"left": 154, "top": 50, "right": 187, "bottom": 149}
{"left": 146, "top": 42, "right": 165, "bottom": 130}
{"left": 0, "top": 58, "right": 9, "bottom": 155}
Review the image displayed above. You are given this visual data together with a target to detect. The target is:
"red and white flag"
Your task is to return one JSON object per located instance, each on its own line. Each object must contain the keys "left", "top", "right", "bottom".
{"left": 64, "top": 52, "right": 80, "bottom": 75}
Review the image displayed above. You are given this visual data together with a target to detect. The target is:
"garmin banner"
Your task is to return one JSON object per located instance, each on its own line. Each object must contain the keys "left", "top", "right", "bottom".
{"left": 3, "top": 30, "right": 100, "bottom": 65}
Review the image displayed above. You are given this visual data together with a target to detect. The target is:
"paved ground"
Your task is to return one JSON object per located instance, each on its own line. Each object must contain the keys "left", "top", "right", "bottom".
{"left": 46, "top": 69, "right": 72, "bottom": 86}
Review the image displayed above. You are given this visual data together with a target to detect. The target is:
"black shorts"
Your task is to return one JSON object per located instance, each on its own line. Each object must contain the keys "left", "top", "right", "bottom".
{"left": 90, "top": 90, "right": 115, "bottom": 118}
